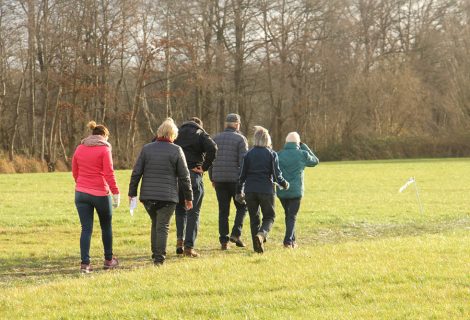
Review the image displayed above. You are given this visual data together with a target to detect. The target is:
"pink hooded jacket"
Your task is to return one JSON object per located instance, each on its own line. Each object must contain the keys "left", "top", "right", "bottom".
{"left": 72, "top": 135, "right": 119, "bottom": 196}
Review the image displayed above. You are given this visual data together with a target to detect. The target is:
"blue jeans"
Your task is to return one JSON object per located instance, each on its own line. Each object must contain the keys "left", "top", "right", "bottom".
{"left": 215, "top": 182, "right": 247, "bottom": 244}
{"left": 75, "top": 191, "right": 113, "bottom": 264}
{"left": 175, "top": 171, "right": 204, "bottom": 249}
{"left": 143, "top": 201, "right": 176, "bottom": 264}
{"left": 245, "top": 192, "right": 276, "bottom": 247}
{"left": 279, "top": 198, "right": 301, "bottom": 245}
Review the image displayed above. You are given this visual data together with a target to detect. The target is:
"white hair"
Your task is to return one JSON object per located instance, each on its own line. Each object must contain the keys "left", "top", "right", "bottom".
{"left": 253, "top": 126, "right": 272, "bottom": 148}
{"left": 157, "top": 118, "right": 179, "bottom": 141}
{"left": 285, "top": 132, "right": 300, "bottom": 144}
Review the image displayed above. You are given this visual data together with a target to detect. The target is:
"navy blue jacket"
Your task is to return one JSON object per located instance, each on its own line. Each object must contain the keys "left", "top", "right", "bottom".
{"left": 239, "top": 146, "right": 288, "bottom": 194}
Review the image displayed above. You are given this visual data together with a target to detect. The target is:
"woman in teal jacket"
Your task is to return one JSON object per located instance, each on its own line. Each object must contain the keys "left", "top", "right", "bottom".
{"left": 276, "top": 132, "right": 319, "bottom": 248}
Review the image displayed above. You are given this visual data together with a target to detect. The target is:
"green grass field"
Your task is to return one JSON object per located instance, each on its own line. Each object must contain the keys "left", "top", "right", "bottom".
{"left": 0, "top": 159, "right": 469, "bottom": 319}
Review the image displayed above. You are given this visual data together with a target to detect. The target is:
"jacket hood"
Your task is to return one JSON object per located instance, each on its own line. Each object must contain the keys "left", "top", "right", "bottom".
{"left": 181, "top": 121, "right": 205, "bottom": 132}
{"left": 81, "top": 135, "right": 111, "bottom": 149}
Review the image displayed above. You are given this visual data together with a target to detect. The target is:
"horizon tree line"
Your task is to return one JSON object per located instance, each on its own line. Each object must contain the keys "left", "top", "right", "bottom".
{"left": 0, "top": 0, "right": 469, "bottom": 168}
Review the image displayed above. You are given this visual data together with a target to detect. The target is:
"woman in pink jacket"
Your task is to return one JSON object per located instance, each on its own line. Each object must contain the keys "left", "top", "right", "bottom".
{"left": 72, "top": 121, "right": 120, "bottom": 273}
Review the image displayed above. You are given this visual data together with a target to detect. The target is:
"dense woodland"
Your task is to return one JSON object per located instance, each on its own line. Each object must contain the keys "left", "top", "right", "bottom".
{"left": 1, "top": 0, "right": 470, "bottom": 170}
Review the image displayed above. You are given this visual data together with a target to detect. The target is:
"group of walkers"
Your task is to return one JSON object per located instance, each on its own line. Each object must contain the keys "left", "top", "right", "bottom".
{"left": 72, "top": 114, "right": 318, "bottom": 273}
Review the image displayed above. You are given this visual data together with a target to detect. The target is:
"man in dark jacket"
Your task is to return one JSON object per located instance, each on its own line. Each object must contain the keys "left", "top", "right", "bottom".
{"left": 174, "top": 117, "right": 217, "bottom": 257}
{"left": 210, "top": 113, "right": 248, "bottom": 250}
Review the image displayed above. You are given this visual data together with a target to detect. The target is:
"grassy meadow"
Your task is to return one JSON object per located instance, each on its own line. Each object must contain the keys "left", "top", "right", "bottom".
{"left": 0, "top": 158, "right": 469, "bottom": 319}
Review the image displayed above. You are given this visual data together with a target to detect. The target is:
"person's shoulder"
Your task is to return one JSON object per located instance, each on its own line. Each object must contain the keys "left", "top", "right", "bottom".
{"left": 142, "top": 141, "right": 156, "bottom": 150}
{"left": 233, "top": 131, "right": 247, "bottom": 140}
{"left": 213, "top": 131, "right": 224, "bottom": 140}
{"left": 169, "top": 143, "right": 184, "bottom": 154}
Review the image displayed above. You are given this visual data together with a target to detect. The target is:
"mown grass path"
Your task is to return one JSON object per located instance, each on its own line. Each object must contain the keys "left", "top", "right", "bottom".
{"left": 0, "top": 159, "right": 469, "bottom": 319}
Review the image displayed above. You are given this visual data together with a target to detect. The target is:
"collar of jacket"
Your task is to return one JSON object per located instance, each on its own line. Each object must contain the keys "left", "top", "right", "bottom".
{"left": 157, "top": 137, "right": 173, "bottom": 143}
{"left": 284, "top": 142, "right": 299, "bottom": 149}
{"left": 224, "top": 127, "right": 237, "bottom": 133}
{"left": 81, "top": 135, "right": 111, "bottom": 149}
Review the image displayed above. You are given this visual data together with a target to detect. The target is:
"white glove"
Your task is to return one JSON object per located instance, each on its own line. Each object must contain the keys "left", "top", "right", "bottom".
{"left": 112, "top": 194, "right": 120, "bottom": 208}
{"left": 129, "top": 197, "right": 137, "bottom": 216}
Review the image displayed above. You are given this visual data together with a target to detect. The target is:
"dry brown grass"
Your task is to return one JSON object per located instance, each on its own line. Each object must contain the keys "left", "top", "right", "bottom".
{"left": 0, "top": 158, "right": 16, "bottom": 174}
{"left": 54, "top": 160, "right": 69, "bottom": 172}
{"left": 0, "top": 155, "right": 50, "bottom": 174}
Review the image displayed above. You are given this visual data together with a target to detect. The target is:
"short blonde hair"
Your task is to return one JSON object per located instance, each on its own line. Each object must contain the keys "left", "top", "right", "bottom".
{"left": 285, "top": 132, "right": 300, "bottom": 144}
{"left": 157, "top": 118, "right": 178, "bottom": 141}
{"left": 253, "top": 126, "right": 272, "bottom": 148}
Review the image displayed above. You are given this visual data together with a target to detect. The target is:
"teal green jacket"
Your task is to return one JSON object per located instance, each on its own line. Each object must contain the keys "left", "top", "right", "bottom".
{"left": 276, "top": 142, "right": 319, "bottom": 199}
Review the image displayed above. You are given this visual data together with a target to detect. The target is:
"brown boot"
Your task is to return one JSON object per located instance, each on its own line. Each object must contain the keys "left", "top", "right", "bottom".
{"left": 176, "top": 239, "right": 184, "bottom": 255}
{"left": 183, "top": 247, "right": 200, "bottom": 258}
{"left": 254, "top": 233, "right": 265, "bottom": 253}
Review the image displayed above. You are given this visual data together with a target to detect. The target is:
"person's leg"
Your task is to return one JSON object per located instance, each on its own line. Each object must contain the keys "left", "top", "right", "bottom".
{"left": 184, "top": 172, "right": 203, "bottom": 250}
{"left": 175, "top": 204, "right": 187, "bottom": 243}
{"left": 94, "top": 194, "right": 114, "bottom": 261}
{"left": 279, "top": 198, "right": 291, "bottom": 245}
{"left": 289, "top": 198, "right": 301, "bottom": 245}
{"left": 215, "top": 183, "right": 231, "bottom": 245}
{"left": 245, "top": 192, "right": 261, "bottom": 252}
{"left": 75, "top": 191, "right": 95, "bottom": 265}
{"left": 230, "top": 182, "right": 247, "bottom": 239}
{"left": 143, "top": 201, "right": 158, "bottom": 260}
{"left": 258, "top": 193, "right": 276, "bottom": 239}
{"left": 153, "top": 204, "right": 176, "bottom": 264}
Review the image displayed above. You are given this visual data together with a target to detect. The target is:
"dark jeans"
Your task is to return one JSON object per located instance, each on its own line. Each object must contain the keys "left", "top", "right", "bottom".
{"left": 75, "top": 191, "right": 113, "bottom": 264}
{"left": 279, "top": 197, "right": 301, "bottom": 245}
{"left": 245, "top": 192, "right": 275, "bottom": 248}
{"left": 215, "top": 182, "right": 247, "bottom": 244}
{"left": 143, "top": 201, "right": 176, "bottom": 264}
{"left": 175, "top": 171, "right": 204, "bottom": 249}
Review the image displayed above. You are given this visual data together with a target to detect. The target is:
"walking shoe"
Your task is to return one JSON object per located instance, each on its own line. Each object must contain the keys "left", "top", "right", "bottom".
{"left": 229, "top": 236, "right": 246, "bottom": 248}
{"left": 103, "top": 257, "right": 119, "bottom": 270}
{"left": 283, "top": 243, "right": 293, "bottom": 248}
{"left": 154, "top": 260, "right": 164, "bottom": 267}
{"left": 80, "top": 263, "right": 93, "bottom": 274}
{"left": 176, "top": 239, "right": 184, "bottom": 255}
{"left": 183, "top": 247, "right": 200, "bottom": 258}
{"left": 221, "top": 242, "right": 230, "bottom": 250}
{"left": 253, "top": 233, "right": 264, "bottom": 253}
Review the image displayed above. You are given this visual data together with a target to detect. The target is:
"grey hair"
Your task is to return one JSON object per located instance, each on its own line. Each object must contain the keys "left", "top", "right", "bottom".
{"left": 253, "top": 126, "right": 272, "bottom": 148}
{"left": 157, "top": 118, "right": 179, "bottom": 141}
{"left": 285, "top": 132, "right": 300, "bottom": 144}
{"left": 225, "top": 121, "right": 239, "bottom": 129}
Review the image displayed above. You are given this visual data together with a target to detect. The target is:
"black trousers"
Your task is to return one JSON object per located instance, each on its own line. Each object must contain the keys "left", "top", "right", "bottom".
{"left": 245, "top": 192, "right": 276, "bottom": 246}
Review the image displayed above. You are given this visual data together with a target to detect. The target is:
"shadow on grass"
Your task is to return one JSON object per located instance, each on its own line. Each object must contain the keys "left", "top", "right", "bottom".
{"left": 1, "top": 217, "right": 468, "bottom": 287}
{"left": 0, "top": 253, "right": 154, "bottom": 286}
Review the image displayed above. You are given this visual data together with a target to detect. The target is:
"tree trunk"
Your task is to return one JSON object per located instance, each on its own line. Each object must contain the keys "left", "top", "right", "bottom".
{"left": 27, "top": 0, "right": 37, "bottom": 156}
{"left": 9, "top": 68, "right": 26, "bottom": 161}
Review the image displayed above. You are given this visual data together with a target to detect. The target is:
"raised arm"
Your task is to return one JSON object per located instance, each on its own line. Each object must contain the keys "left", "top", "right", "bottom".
{"left": 300, "top": 143, "right": 319, "bottom": 167}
